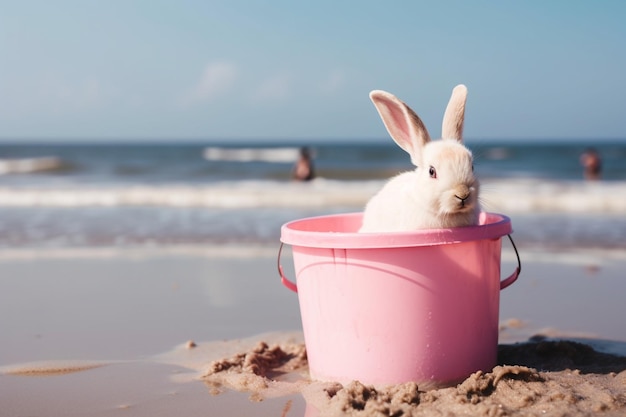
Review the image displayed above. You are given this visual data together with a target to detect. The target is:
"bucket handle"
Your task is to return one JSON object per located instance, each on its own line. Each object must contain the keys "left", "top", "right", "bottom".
{"left": 501, "top": 234, "right": 522, "bottom": 290}
{"left": 277, "top": 242, "right": 298, "bottom": 293}
{"left": 278, "top": 234, "right": 522, "bottom": 294}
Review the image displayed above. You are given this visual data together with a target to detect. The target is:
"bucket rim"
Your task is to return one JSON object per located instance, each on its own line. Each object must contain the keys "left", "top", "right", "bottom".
{"left": 280, "top": 212, "right": 513, "bottom": 249}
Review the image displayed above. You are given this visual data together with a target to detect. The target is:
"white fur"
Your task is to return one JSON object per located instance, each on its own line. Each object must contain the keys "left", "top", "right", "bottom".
{"left": 360, "top": 85, "right": 481, "bottom": 232}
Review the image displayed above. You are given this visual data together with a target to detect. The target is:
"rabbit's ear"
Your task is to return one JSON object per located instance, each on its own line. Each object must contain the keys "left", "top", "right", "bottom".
{"left": 441, "top": 84, "right": 467, "bottom": 143}
{"left": 370, "top": 90, "right": 430, "bottom": 166}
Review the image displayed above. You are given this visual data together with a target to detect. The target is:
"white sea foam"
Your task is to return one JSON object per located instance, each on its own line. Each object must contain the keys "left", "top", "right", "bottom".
{"left": 0, "top": 157, "right": 64, "bottom": 174}
{"left": 0, "top": 180, "right": 378, "bottom": 208}
{"left": 203, "top": 146, "right": 302, "bottom": 163}
{"left": 0, "top": 178, "right": 624, "bottom": 213}
{"left": 481, "top": 179, "right": 626, "bottom": 213}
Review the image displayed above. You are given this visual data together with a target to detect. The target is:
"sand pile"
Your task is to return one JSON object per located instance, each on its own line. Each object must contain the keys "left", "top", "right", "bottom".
{"left": 202, "top": 341, "right": 309, "bottom": 400}
{"left": 202, "top": 338, "right": 626, "bottom": 416}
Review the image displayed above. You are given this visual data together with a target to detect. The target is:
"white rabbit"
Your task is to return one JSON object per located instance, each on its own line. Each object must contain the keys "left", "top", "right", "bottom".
{"left": 359, "top": 85, "right": 480, "bottom": 232}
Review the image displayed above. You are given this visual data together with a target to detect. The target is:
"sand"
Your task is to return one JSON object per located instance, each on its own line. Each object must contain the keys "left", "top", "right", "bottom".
{"left": 1, "top": 245, "right": 626, "bottom": 416}
{"left": 198, "top": 337, "right": 626, "bottom": 416}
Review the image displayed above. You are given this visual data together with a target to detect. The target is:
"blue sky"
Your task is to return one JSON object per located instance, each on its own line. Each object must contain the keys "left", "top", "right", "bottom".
{"left": 1, "top": 1, "right": 625, "bottom": 142}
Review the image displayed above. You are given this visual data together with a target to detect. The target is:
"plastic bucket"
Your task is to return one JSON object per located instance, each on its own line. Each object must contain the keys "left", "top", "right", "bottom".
{"left": 278, "top": 212, "right": 520, "bottom": 387}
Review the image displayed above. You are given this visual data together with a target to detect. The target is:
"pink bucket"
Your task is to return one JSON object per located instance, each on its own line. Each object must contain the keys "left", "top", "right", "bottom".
{"left": 278, "top": 212, "right": 520, "bottom": 387}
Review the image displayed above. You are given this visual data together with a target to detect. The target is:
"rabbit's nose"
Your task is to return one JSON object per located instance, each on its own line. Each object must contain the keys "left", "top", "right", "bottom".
{"left": 454, "top": 185, "right": 471, "bottom": 202}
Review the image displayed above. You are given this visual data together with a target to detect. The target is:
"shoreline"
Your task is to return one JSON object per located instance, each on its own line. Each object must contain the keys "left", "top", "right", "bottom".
{"left": 0, "top": 241, "right": 624, "bottom": 260}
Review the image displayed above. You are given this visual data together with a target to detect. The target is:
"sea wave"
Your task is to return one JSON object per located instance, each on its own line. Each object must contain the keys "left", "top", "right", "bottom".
{"left": 0, "top": 180, "right": 376, "bottom": 208}
{"left": 0, "top": 178, "right": 624, "bottom": 213}
{"left": 481, "top": 179, "right": 626, "bottom": 213}
{"left": 203, "top": 146, "right": 302, "bottom": 163}
{"left": 0, "top": 157, "right": 65, "bottom": 175}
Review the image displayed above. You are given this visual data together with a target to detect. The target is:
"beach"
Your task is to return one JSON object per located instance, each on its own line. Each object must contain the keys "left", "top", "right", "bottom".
{"left": 0, "top": 246, "right": 302, "bottom": 416}
{"left": 1, "top": 243, "right": 625, "bottom": 416}
{"left": 1, "top": 141, "right": 625, "bottom": 416}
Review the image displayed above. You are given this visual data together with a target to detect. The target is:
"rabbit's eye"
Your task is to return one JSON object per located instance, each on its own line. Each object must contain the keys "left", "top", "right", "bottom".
{"left": 429, "top": 166, "right": 437, "bottom": 179}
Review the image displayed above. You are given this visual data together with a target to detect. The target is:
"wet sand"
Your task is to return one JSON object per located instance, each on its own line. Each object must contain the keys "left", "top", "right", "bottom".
{"left": 1, "top": 245, "right": 625, "bottom": 416}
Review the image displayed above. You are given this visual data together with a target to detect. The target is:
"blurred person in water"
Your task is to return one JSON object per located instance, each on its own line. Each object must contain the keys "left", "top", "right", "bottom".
{"left": 579, "top": 148, "right": 602, "bottom": 181}
{"left": 292, "top": 146, "right": 315, "bottom": 181}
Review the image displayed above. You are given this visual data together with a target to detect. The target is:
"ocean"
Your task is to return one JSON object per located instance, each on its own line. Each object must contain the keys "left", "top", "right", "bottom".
{"left": 0, "top": 140, "right": 624, "bottom": 251}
